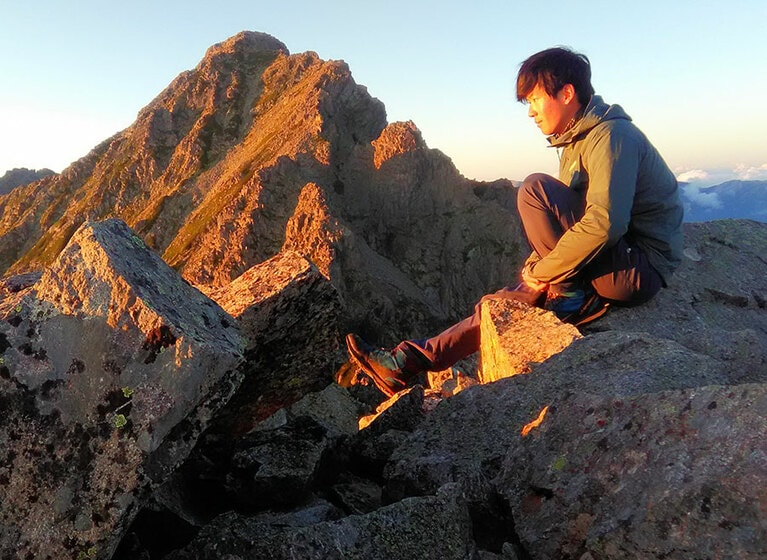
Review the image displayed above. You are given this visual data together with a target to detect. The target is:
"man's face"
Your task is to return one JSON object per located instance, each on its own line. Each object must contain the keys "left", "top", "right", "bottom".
{"left": 525, "top": 83, "right": 576, "bottom": 136}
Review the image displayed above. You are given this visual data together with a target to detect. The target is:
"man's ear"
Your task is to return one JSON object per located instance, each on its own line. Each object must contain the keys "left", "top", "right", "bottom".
{"left": 560, "top": 83, "right": 577, "bottom": 104}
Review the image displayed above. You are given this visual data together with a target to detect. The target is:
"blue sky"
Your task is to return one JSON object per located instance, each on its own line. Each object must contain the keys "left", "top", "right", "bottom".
{"left": 1, "top": 0, "right": 766, "bottom": 185}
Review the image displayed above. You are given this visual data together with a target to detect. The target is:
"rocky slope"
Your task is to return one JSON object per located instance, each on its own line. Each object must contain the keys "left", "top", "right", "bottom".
{"left": 1, "top": 30, "right": 766, "bottom": 560}
{"left": 3, "top": 216, "right": 760, "bottom": 560}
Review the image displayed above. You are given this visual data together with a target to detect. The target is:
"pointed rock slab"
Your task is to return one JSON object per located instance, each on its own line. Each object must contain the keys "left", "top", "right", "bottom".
{"left": 498, "top": 383, "right": 767, "bottom": 559}
{"left": 479, "top": 298, "right": 582, "bottom": 383}
{"left": 0, "top": 218, "right": 243, "bottom": 560}
{"left": 206, "top": 250, "right": 343, "bottom": 433}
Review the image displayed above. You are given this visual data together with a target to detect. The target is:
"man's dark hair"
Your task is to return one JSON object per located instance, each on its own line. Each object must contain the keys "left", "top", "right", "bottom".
{"left": 516, "top": 47, "right": 595, "bottom": 106}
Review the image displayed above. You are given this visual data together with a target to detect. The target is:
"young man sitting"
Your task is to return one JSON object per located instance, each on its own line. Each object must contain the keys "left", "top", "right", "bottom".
{"left": 347, "top": 46, "right": 684, "bottom": 397}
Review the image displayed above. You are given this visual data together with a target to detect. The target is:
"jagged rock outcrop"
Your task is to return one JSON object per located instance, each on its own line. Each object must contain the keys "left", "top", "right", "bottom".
{"left": 0, "top": 167, "right": 55, "bottom": 195}
{"left": 0, "top": 219, "right": 243, "bottom": 560}
{"left": 0, "top": 31, "right": 526, "bottom": 343}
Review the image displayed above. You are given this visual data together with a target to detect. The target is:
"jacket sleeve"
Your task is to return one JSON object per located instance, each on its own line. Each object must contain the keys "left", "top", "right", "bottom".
{"left": 528, "top": 123, "right": 640, "bottom": 285}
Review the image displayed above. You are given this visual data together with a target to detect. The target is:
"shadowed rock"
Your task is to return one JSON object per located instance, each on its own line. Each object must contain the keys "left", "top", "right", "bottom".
{"left": 164, "top": 484, "right": 477, "bottom": 560}
{"left": 205, "top": 250, "right": 343, "bottom": 433}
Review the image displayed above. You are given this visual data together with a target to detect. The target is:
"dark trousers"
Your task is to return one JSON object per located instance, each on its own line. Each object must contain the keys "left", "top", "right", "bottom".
{"left": 395, "top": 173, "right": 663, "bottom": 372}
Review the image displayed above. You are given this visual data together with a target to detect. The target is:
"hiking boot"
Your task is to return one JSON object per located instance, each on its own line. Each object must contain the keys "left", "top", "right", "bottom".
{"left": 544, "top": 288, "right": 586, "bottom": 316}
{"left": 345, "top": 334, "right": 412, "bottom": 397}
{"left": 547, "top": 289, "right": 610, "bottom": 327}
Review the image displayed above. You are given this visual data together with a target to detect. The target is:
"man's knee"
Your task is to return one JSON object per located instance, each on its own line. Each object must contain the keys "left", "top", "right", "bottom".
{"left": 519, "top": 173, "right": 554, "bottom": 196}
{"left": 517, "top": 173, "right": 557, "bottom": 211}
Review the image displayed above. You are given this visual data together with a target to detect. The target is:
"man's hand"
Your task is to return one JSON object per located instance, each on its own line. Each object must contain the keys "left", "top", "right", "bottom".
{"left": 522, "top": 267, "right": 548, "bottom": 292}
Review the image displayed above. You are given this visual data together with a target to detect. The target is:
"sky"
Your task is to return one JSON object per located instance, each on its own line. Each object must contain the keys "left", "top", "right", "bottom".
{"left": 1, "top": 0, "right": 766, "bottom": 187}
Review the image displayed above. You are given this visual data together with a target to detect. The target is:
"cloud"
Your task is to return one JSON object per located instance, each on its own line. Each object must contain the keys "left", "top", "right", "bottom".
{"left": 681, "top": 185, "right": 721, "bottom": 209}
{"left": 676, "top": 169, "right": 709, "bottom": 183}
{"left": 676, "top": 166, "right": 767, "bottom": 213}
{"left": 734, "top": 163, "right": 767, "bottom": 181}
{"left": 676, "top": 169, "right": 722, "bottom": 208}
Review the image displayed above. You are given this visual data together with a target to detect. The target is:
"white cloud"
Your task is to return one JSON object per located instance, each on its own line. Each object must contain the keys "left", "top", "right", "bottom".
{"left": 676, "top": 169, "right": 709, "bottom": 183}
{"left": 681, "top": 183, "right": 721, "bottom": 209}
{"left": 734, "top": 163, "right": 767, "bottom": 181}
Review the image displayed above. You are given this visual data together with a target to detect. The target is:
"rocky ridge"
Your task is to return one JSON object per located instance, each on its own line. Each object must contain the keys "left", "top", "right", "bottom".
{"left": 0, "top": 30, "right": 766, "bottom": 560}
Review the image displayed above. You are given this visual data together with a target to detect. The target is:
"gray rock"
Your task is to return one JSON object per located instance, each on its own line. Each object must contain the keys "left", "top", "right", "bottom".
{"left": 165, "top": 484, "right": 477, "bottom": 560}
{"left": 385, "top": 311, "right": 728, "bottom": 499}
{"left": 591, "top": 220, "right": 767, "bottom": 383}
{"left": 498, "top": 383, "right": 767, "bottom": 559}
{"left": 350, "top": 386, "right": 428, "bottom": 478}
{"left": 226, "top": 414, "right": 333, "bottom": 509}
{"left": 288, "top": 382, "right": 363, "bottom": 438}
{"left": 207, "top": 250, "right": 344, "bottom": 434}
{"left": 0, "top": 219, "right": 243, "bottom": 560}
{"left": 328, "top": 474, "right": 384, "bottom": 514}
{"left": 154, "top": 383, "right": 363, "bottom": 524}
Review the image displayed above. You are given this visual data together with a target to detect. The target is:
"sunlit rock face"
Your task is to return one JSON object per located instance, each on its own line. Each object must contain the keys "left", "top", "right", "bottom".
{"left": 478, "top": 298, "right": 581, "bottom": 383}
{"left": 0, "top": 219, "right": 243, "bottom": 560}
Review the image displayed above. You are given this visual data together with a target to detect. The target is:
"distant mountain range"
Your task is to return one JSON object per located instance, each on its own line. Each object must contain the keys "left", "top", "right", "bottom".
{"left": 0, "top": 167, "right": 55, "bottom": 195}
{"left": 680, "top": 180, "right": 767, "bottom": 223}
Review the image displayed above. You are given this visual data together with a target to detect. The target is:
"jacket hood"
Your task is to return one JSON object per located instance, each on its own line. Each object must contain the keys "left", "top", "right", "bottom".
{"left": 548, "top": 95, "right": 631, "bottom": 147}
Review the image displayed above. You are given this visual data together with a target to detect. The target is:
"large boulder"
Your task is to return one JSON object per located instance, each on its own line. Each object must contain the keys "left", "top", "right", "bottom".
{"left": 206, "top": 250, "right": 343, "bottom": 433}
{"left": 0, "top": 219, "right": 243, "bottom": 560}
{"left": 498, "top": 383, "right": 767, "bottom": 559}
{"left": 591, "top": 219, "right": 767, "bottom": 384}
{"left": 384, "top": 298, "right": 730, "bottom": 500}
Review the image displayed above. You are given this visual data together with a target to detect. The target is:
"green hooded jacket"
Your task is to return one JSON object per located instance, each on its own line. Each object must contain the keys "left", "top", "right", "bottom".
{"left": 527, "top": 95, "right": 684, "bottom": 286}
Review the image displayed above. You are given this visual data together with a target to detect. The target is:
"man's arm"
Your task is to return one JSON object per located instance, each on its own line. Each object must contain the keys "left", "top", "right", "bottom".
{"left": 527, "top": 123, "right": 641, "bottom": 285}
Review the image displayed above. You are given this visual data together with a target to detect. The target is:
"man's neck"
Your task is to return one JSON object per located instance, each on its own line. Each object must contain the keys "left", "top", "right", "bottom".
{"left": 557, "top": 105, "right": 584, "bottom": 137}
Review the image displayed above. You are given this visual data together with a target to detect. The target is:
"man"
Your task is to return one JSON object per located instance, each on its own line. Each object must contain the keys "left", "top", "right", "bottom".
{"left": 346, "top": 47, "right": 684, "bottom": 397}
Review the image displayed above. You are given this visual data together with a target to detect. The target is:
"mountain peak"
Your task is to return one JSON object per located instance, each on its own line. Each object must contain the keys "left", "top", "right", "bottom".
{"left": 201, "top": 30, "right": 289, "bottom": 67}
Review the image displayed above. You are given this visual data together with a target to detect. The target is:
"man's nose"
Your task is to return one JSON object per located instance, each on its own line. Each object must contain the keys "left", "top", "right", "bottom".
{"left": 527, "top": 105, "right": 536, "bottom": 118}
